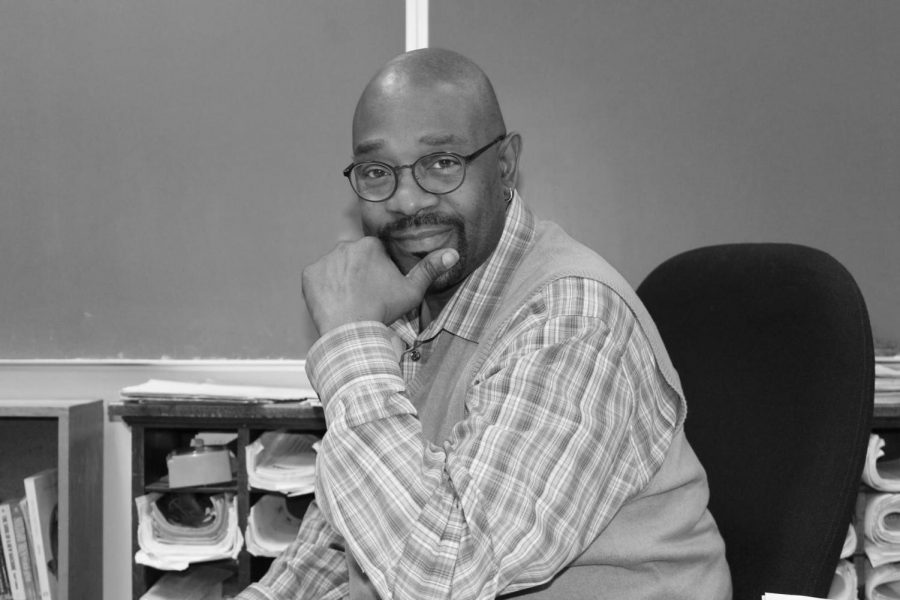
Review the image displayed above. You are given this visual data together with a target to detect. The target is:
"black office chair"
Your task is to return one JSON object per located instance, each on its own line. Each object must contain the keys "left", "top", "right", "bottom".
{"left": 636, "top": 243, "right": 873, "bottom": 600}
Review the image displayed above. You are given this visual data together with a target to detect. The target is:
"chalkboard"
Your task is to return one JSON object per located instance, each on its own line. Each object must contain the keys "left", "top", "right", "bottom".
{"left": 0, "top": 0, "right": 403, "bottom": 358}
{"left": 3, "top": 1, "right": 899, "bottom": 358}
{"left": 433, "top": 0, "right": 900, "bottom": 348}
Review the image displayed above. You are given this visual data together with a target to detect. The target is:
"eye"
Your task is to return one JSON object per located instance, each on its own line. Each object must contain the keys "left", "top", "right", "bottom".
{"left": 422, "top": 154, "right": 463, "bottom": 173}
{"left": 358, "top": 164, "right": 391, "bottom": 181}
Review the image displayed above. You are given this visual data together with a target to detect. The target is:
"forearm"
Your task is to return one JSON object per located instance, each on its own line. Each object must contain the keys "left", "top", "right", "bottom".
{"left": 316, "top": 405, "right": 486, "bottom": 598}
{"left": 308, "top": 322, "right": 455, "bottom": 596}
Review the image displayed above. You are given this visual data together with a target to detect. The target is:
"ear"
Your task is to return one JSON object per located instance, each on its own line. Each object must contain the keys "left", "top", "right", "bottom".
{"left": 497, "top": 132, "right": 522, "bottom": 189}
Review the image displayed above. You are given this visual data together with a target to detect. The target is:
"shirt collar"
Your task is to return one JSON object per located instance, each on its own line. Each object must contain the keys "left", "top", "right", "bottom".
{"left": 391, "top": 192, "right": 535, "bottom": 345}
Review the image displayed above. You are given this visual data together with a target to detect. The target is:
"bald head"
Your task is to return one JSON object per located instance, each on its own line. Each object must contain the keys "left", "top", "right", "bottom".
{"left": 353, "top": 48, "right": 506, "bottom": 143}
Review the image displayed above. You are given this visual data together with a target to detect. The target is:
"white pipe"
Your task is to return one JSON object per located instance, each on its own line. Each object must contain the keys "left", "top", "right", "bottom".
{"left": 405, "top": 0, "right": 429, "bottom": 51}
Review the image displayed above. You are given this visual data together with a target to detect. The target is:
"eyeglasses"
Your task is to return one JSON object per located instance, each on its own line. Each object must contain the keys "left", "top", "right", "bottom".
{"left": 342, "top": 134, "right": 506, "bottom": 203}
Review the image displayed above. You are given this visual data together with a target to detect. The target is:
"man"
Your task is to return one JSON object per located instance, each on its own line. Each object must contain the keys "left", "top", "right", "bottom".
{"left": 237, "top": 48, "right": 731, "bottom": 600}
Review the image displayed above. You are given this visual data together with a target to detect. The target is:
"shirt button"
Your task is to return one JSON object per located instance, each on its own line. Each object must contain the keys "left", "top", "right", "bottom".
{"left": 409, "top": 349, "right": 421, "bottom": 361}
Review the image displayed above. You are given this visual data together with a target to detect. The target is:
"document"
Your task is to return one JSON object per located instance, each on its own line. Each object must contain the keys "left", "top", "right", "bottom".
{"left": 876, "top": 356, "right": 900, "bottom": 405}
{"left": 245, "top": 494, "right": 303, "bottom": 557}
{"left": 862, "top": 492, "right": 900, "bottom": 567}
{"left": 246, "top": 431, "right": 320, "bottom": 496}
{"left": 865, "top": 560, "right": 900, "bottom": 600}
{"left": 827, "top": 560, "right": 857, "bottom": 600}
{"left": 121, "top": 379, "right": 319, "bottom": 404}
{"left": 135, "top": 493, "right": 243, "bottom": 571}
{"left": 863, "top": 434, "right": 900, "bottom": 492}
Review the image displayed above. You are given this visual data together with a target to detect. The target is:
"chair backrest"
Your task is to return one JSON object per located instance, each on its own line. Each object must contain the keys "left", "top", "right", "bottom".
{"left": 636, "top": 243, "right": 873, "bottom": 600}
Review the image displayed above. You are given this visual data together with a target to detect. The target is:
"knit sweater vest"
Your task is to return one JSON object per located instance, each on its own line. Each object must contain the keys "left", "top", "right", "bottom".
{"left": 407, "top": 218, "right": 732, "bottom": 599}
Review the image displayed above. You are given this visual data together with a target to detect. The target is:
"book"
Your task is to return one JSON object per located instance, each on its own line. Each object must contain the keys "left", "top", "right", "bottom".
{"left": 0, "top": 545, "right": 12, "bottom": 600}
{"left": 0, "top": 500, "right": 25, "bottom": 600}
{"left": 12, "top": 500, "right": 37, "bottom": 600}
{"left": 23, "top": 470, "right": 58, "bottom": 600}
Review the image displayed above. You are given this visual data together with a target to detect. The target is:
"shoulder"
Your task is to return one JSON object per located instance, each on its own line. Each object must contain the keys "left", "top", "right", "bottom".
{"left": 505, "top": 217, "right": 641, "bottom": 329}
{"left": 494, "top": 276, "right": 641, "bottom": 361}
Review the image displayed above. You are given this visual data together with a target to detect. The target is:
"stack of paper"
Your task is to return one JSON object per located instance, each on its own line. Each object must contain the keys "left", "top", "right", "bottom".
{"left": 246, "top": 431, "right": 320, "bottom": 496}
{"left": 135, "top": 493, "right": 243, "bottom": 571}
{"left": 864, "top": 560, "right": 900, "bottom": 600}
{"left": 862, "top": 493, "right": 900, "bottom": 567}
{"left": 862, "top": 352, "right": 900, "bottom": 598}
{"left": 876, "top": 355, "right": 900, "bottom": 406}
{"left": 860, "top": 432, "right": 900, "bottom": 582}
{"left": 827, "top": 524, "right": 859, "bottom": 600}
{"left": 121, "top": 379, "right": 320, "bottom": 405}
{"left": 245, "top": 494, "right": 303, "bottom": 557}
{"left": 828, "top": 558, "right": 859, "bottom": 600}
{"left": 863, "top": 434, "right": 900, "bottom": 492}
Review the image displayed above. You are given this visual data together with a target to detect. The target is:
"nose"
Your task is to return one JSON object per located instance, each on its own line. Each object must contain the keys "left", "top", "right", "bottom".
{"left": 386, "top": 166, "right": 440, "bottom": 216}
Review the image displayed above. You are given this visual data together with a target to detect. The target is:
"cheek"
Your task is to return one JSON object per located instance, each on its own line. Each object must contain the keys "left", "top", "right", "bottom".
{"left": 466, "top": 200, "right": 506, "bottom": 257}
{"left": 359, "top": 205, "right": 384, "bottom": 237}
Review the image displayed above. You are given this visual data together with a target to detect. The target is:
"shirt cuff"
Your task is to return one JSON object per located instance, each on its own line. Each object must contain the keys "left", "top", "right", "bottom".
{"left": 306, "top": 321, "right": 411, "bottom": 427}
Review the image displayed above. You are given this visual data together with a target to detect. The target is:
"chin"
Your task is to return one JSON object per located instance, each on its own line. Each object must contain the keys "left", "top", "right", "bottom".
{"left": 427, "top": 263, "right": 466, "bottom": 294}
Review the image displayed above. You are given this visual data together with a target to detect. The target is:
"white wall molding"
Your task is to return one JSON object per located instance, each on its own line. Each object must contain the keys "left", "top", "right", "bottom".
{"left": 0, "top": 358, "right": 306, "bottom": 368}
{"left": 0, "top": 359, "right": 310, "bottom": 397}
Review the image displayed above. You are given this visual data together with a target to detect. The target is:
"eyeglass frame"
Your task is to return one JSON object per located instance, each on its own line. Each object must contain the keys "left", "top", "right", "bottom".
{"left": 342, "top": 134, "right": 507, "bottom": 203}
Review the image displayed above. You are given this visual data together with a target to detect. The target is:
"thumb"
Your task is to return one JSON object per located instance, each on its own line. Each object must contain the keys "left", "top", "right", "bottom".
{"left": 405, "top": 248, "right": 460, "bottom": 293}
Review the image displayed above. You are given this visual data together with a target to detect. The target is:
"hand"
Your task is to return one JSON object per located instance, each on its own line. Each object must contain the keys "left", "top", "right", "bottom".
{"left": 301, "top": 237, "right": 459, "bottom": 335}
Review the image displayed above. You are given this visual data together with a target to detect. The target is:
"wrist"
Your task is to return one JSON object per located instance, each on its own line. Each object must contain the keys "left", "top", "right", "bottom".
{"left": 305, "top": 321, "right": 400, "bottom": 404}
{"left": 313, "top": 309, "right": 382, "bottom": 337}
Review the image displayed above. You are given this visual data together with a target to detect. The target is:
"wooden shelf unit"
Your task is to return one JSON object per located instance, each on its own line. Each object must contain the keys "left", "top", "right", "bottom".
{"left": 0, "top": 398, "right": 104, "bottom": 600}
{"left": 108, "top": 400, "right": 326, "bottom": 599}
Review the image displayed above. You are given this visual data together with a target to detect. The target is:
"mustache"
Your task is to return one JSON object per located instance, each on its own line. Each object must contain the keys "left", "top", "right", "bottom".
{"left": 378, "top": 213, "right": 463, "bottom": 238}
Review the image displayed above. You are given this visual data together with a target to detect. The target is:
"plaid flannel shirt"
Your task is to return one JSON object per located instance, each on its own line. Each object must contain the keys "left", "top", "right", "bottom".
{"left": 238, "top": 197, "right": 680, "bottom": 600}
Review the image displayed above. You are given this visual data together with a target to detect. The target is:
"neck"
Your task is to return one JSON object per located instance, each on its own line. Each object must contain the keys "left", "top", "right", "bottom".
{"left": 420, "top": 286, "right": 458, "bottom": 330}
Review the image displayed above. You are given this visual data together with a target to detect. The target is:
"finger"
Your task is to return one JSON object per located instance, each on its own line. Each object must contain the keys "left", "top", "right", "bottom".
{"left": 405, "top": 248, "right": 460, "bottom": 293}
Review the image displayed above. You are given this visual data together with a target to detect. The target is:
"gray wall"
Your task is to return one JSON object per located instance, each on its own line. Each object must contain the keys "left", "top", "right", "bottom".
{"left": 1, "top": 1, "right": 898, "bottom": 358}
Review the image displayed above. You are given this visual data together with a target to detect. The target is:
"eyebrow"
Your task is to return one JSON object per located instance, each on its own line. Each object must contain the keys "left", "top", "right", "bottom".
{"left": 419, "top": 133, "right": 469, "bottom": 147}
{"left": 353, "top": 139, "right": 385, "bottom": 156}
{"left": 353, "top": 133, "right": 470, "bottom": 157}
